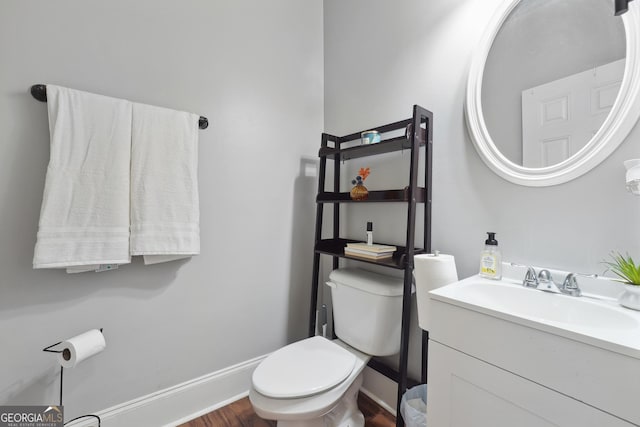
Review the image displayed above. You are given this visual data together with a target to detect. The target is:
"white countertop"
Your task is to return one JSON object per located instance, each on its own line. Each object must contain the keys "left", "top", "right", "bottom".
{"left": 429, "top": 274, "right": 640, "bottom": 360}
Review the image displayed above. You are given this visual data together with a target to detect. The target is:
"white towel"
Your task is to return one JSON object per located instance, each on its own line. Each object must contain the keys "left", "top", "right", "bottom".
{"left": 130, "top": 103, "right": 200, "bottom": 264}
{"left": 33, "top": 85, "right": 132, "bottom": 269}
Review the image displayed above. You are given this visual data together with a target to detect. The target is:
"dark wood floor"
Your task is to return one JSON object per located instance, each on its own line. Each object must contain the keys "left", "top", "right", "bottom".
{"left": 179, "top": 392, "right": 395, "bottom": 427}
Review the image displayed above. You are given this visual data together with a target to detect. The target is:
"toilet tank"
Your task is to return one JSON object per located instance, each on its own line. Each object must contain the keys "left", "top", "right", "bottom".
{"left": 326, "top": 267, "right": 405, "bottom": 356}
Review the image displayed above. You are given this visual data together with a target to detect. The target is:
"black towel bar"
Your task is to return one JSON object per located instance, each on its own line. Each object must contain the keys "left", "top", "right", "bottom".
{"left": 30, "top": 84, "right": 209, "bottom": 130}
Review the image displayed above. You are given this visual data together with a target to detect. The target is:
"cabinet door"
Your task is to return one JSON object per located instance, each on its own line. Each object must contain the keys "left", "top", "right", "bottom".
{"left": 427, "top": 341, "right": 633, "bottom": 427}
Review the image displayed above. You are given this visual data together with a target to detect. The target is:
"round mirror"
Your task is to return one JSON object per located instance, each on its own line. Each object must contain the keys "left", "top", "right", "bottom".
{"left": 466, "top": 0, "right": 640, "bottom": 186}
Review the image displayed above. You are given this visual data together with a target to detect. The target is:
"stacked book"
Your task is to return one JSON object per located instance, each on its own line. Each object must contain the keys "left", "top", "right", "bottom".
{"left": 344, "top": 242, "right": 397, "bottom": 260}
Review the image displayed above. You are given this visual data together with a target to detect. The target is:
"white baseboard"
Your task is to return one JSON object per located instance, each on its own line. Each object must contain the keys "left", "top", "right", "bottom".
{"left": 65, "top": 356, "right": 399, "bottom": 426}
{"left": 361, "top": 366, "right": 398, "bottom": 416}
{"left": 65, "top": 355, "right": 267, "bottom": 427}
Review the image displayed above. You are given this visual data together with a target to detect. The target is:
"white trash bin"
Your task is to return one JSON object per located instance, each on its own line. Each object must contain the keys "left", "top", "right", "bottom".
{"left": 400, "top": 384, "right": 427, "bottom": 427}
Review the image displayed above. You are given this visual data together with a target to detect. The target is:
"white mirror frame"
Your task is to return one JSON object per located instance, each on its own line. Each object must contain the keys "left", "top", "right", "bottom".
{"left": 466, "top": 0, "right": 640, "bottom": 187}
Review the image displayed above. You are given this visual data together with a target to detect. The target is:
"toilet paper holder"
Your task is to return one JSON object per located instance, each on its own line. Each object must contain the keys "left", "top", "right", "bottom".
{"left": 42, "top": 328, "right": 104, "bottom": 426}
{"left": 43, "top": 328, "right": 104, "bottom": 364}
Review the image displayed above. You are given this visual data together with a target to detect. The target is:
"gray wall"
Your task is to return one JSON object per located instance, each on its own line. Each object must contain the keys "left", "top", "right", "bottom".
{"left": 325, "top": 0, "right": 640, "bottom": 381}
{"left": 0, "top": 0, "right": 322, "bottom": 419}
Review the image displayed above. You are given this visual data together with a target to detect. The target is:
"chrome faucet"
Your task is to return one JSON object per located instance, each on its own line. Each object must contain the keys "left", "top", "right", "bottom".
{"left": 536, "top": 269, "right": 562, "bottom": 293}
{"left": 521, "top": 267, "right": 582, "bottom": 297}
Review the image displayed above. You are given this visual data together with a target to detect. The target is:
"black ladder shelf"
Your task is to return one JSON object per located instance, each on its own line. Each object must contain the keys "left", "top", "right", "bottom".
{"left": 308, "top": 105, "right": 433, "bottom": 427}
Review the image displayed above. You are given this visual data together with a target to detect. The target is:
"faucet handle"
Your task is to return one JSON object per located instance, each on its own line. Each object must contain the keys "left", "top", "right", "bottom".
{"left": 523, "top": 267, "right": 538, "bottom": 288}
{"left": 538, "top": 269, "right": 553, "bottom": 283}
{"left": 561, "top": 273, "right": 582, "bottom": 297}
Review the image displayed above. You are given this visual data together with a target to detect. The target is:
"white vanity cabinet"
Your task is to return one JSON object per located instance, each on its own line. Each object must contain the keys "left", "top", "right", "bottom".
{"left": 428, "top": 342, "right": 632, "bottom": 427}
{"left": 426, "top": 276, "right": 640, "bottom": 427}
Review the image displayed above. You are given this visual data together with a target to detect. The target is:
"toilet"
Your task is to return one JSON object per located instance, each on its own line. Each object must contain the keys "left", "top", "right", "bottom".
{"left": 249, "top": 267, "right": 405, "bottom": 427}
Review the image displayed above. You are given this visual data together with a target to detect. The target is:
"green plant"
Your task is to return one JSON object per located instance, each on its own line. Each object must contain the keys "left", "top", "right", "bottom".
{"left": 603, "top": 252, "right": 640, "bottom": 285}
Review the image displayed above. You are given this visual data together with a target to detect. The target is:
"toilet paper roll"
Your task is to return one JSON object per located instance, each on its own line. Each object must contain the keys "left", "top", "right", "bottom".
{"left": 414, "top": 253, "right": 458, "bottom": 331}
{"left": 57, "top": 329, "right": 106, "bottom": 368}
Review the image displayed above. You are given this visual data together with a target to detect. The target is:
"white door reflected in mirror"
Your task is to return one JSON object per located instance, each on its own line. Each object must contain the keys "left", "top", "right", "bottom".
{"left": 522, "top": 59, "right": 624, "bottom": 167}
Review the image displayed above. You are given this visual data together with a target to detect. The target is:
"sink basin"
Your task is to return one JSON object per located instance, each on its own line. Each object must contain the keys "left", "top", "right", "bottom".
{"left": 429, "top": 276, "right": 640, "bottom": 357}
{"left": 461, "top": 281, "right": 637, "bottom": 329}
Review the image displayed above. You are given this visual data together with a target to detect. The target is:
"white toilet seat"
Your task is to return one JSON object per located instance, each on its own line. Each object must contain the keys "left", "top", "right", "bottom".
{"left": 252, "top": 336, "right": 357, "bottom": 399}
{"left": 249, "top": 338, "right": 370, "bottom": 422}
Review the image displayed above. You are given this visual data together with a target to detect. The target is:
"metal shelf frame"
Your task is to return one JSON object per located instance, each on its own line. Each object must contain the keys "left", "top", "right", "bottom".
{"left": 308, "top": 105, "right": 433, "bottom": 427}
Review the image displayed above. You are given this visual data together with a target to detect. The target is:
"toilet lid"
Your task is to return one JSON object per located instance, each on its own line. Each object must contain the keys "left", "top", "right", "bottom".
{"left": 252, "top": 336, "right": 356, "bottom": 399}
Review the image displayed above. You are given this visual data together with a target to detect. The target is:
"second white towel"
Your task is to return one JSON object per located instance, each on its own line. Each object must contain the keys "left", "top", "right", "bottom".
{"left": 130, "top": 103, "right": 200, "bottom": 264}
